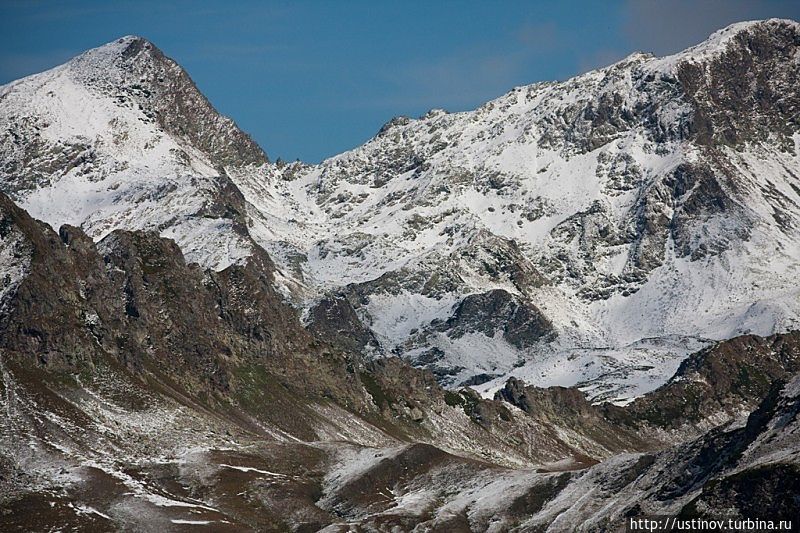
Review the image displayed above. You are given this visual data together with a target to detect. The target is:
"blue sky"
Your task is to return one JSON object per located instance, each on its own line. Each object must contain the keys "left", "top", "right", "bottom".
{"left": 2, "top": 1, "right": 799, "bottom": 163}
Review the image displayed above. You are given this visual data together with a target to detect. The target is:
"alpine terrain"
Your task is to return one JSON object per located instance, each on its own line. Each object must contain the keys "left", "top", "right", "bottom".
{"left": 1, "top": 18, "right": 799, "bottom": 531}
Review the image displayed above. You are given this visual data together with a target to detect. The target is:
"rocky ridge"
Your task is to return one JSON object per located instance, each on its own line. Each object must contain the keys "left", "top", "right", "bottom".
{"left": 237, "top": 18, "right": 800, "bottom": 395}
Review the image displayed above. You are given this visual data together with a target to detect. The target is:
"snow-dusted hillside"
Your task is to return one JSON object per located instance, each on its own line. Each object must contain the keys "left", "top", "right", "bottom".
{"left": 0, "top": 35, "right": 266, "bottom": 270}
{"left": 238, "top": 19, "right": 800, "bottom": 400}
{"left": 2, "top": 20, "right": 800, "bottom": 403}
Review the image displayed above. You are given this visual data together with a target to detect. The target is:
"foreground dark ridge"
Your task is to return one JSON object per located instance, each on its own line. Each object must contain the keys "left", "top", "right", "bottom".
{"left": 1, "top": 188, "right": 799, "bottom": 529}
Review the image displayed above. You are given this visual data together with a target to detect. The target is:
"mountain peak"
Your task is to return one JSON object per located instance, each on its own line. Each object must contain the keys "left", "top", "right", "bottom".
{"left": 96, "top": 34, "right": 152, "bottom": 51}
{"left": 715, "top": 17, "right": 799, "bottom": 34}
{"left": 690, "top": 17, "right": 799, "bottom": 52}
{"left": 0, "top": 33, "right": 267, "bottom": 270}
{"left": 51, "top": 34, "right": 269, "bottom": 169}
{"left": 64, "top": 34, "right": 162, "bottom": 76}
{"left": 649, "top": 17, "right": 800, "bottom": 72}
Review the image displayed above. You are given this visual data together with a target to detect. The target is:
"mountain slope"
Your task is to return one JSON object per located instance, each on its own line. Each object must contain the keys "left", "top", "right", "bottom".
{"left": 0, "top": 190, "right": 672, "bottom": 531}
{"left": 2, "top": 21, "right": 799, "bottom": 400}
{"left": 311, "top": 374, "right": 800, "bottom": 531}
{"left": 3, "top": 17, "right": 800, "bottom": 532}
{"left": 236, "top": 18, "right": 800, "bottom": 397}
{"left": 0, "top": 35, "right": 266, "bottom": 270}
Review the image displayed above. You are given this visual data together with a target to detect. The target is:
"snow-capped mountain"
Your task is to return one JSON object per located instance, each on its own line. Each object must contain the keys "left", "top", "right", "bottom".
{"left": 2, "top": 19, "right": 800, "bottom": 531}
{"left": 0, "top": 35, "right": 266, "bottom": 270}
{"left": 2, "top": 20, "right": 800, "bottom": 404}
{"left": 239, "top": 18, "right": 800, "bottom": 400}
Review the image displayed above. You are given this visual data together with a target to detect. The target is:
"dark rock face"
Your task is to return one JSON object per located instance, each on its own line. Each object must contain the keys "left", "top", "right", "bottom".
{"left": 0, "top": 191, "right": 366, "bottom": 426}
{"left": 554, "top": 376, "right": 800, "bottom": 528}
{"left": 455, "top": 232, "right": 549, "bottom": 295}
{"left": 0, "top": 195, "right": 109, "bottom": 370}
{"left": 551, "top": 155, "right": 751, "bottom": 302}
{"left": 99, "top": 230, "right": 235, "bottom": 389}
{"left": 535, "top": 54, "right": 691, "bottom": 155}
{"left": 679, "top": 20, "right": 800, "bottom": 150}
{"left": 498, "top": 377, "right": 595, "bottom": 417}
{"left": 681, "top": 463, "right": 800, "bottom": 521}
{"left": 655, "top": 384, "right": 788, "bottom": 503}
{"left": 110, "top": 37, "right": 268, "bottom": 168}
{"left": 0, "top": 134, "right": 93, "bottom": 193}
{"left": 665, "top": 162, "right": 745, "bottom": 259}
{"left": 198, "top": 174, "right": 253, "bottom": 234}
{"left": 307, "top": 293, "right": 381, "bottom": 355}
{"left": 626, "top": 161, "right": 747, "bottom": 277}
{"left": 320, "top": 232, "right": 554, "bottom": 387}
{"left": 495, "top": 378, "right": 653, "bottom": 454}
{"left": 662, "top": 380, "right": 800, "bottom": 517}
{"left": 604, "top": 331, "right": 800, "bottom": 432}
{"left": 541, "top": 20, "right": 800, "bottom": 157}
{"left": 439, "top": 289, "right": 554, "bottom": 349}
{"left": 342, "top": 231, "right": 546, "bottom": 304}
